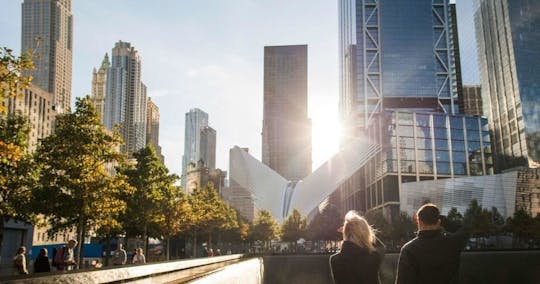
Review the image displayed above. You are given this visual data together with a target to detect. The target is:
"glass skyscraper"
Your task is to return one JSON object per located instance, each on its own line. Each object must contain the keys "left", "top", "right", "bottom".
{"left": 332, "top": 0, "right": 496, "bottom": 221}
{"left": 475, "top": 0, "right": 540, "bottom": 170}
{"left": 182, "top": 108, "right": 209, "bottom": 188}
{"left": 339, "top": 0, "right": 458, "bottom": 140}
{"left": 262, "top": 45, "right": 312, "bottom": 181}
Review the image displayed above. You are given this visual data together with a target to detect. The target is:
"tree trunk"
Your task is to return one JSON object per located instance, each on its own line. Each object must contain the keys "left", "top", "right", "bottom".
{"left": 76, "top": 220, "right": 86, "bottom": 270}
{"left": 143, "top": 223, "right": 148, "bottom": 256}
{"left": 192, "top": 232, "right": 198, "bottom": 258}
{"left": 208, "top": 232, "right": 212, "bottom": 249}
{"left": 104, "top": 236, "right": 111, "bottom": 266}
{"left": 0, "top": 218, "right": 5, "bottom": 262}
{"left": 166, "top": 235, "right": 170, "bottom": 260}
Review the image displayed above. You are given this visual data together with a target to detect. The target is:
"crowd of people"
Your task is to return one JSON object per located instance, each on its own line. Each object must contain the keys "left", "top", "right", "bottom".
{"left": 10, "top": 239, "right": 148, "bottom": 275}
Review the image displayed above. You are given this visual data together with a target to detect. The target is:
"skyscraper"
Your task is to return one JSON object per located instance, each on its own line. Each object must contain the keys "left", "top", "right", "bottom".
{"left": 182, "top": 108, "right": 209, "bottom": 188}
{"left": 104, "top": 41, "right": 147, "bottom": 155}
{"left": 262, "top": 45, "right": 312, "bottom": 181}
{"left": 21, "top": 0, "right": 73, "bottom": 113}
{"left": 200, "top": 126, "right": 216, "bottom": 170}
{"left": 332, "top": 0, "right": 496, "bottom": 221}
{"left": 339, "top": 0, "right": 458, "bottom": 140}
{"left": 475, "top": 0, "right": 540, "bottom": 169}
{"left": 146, "top": 97, "right": 163, "bottom": 162}
{"left": 90, "top": 54, "right": 110, "bottom": 122}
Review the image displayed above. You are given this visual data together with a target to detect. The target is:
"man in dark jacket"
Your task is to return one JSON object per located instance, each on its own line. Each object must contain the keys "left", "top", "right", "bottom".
{"left": 395, "top": 204, "right": 468, "bottom": 284}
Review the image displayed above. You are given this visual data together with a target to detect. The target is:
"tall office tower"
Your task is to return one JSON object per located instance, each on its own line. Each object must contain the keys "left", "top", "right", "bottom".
{"left": 90, "top": 54, "right": 110, "bottom": 122}
{"left": 200, "top": 126, "right": 216, "bottom": 170}
{"left": 339, "top": 0, "right": 457, "bottom": 140}
{"left": 146, "top": 97, "right": 163, "bottom": 162}
{"left": 333, "top": 0, "right": 496, "bottom": 221}
{"left": 475, "top": 0, "right": 540, "bottom": 169}
{"left": 182, "top": 108, "right": 209, "bottom": 188}
{"left": 21, "top": 0, "right": 73, "bottom": 113}
{"left": 461, "top": 85, "right": 483, "bottom": 116}
{"left": 455, "top": 0, "right": 481, "bottom": 85}
{"left": 262, "top": 45, "right": 312, "bottom": 181}
{"left": 104, "top": 41, "right": 147, "bottom": 155}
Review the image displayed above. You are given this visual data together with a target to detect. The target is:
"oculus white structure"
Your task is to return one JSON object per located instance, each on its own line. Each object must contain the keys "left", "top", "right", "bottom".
{"left": 230, "top": 139, "right": 380, "bottom": 221}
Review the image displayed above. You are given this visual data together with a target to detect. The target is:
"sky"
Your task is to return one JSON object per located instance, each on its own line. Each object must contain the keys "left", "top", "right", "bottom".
{"left": 0, "top": 0, "right": 341, "bottom": 176}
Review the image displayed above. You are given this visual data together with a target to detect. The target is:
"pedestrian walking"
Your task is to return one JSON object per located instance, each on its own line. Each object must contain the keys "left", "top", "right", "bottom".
{"left": 13, "top": 246, "right": 28, "bottom": 275}
{"left": 112, "top": 243, "right": 127, "bottom": 265}
{"left": 34, "top": 248, "right": 51, "bottom": 273}
{"left": 54, "top": 239, "right": 78, "bottom": 271}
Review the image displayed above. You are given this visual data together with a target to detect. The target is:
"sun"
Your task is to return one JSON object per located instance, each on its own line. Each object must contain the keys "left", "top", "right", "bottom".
{"left": 310, "top": 102, "right": 342, "bottom": 170}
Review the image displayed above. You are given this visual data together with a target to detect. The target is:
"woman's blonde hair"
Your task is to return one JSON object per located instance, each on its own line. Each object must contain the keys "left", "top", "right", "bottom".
{"left": 342, "top": 210, "right": 376, "bottom": 251}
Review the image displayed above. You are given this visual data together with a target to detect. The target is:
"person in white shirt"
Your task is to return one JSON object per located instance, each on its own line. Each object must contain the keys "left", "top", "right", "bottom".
{"left": 132, "top": 248, "right": 146, "bottom": 264}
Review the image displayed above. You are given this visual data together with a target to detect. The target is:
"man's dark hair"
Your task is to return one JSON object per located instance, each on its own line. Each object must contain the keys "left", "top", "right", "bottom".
{"left": 417, "top": 203, "right": 440, "bottom": 225}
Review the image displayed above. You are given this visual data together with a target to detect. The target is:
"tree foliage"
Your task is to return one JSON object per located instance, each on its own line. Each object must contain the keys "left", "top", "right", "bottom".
{"left": 0, "top": 114, "right": 37, "bottom": 260}
{"left": 34, "top": 97, "right": 133, "bottom": 265}
{"left": 281, "top": 209, "right": 307, "bottom": 244}
{"left": 444, "top": 207, "right": 464, "bottom": 233}
{"left": 250, "top": 210, "right": 280, "bottom": 248}
{"left": 307, "top": 205, "right": 342, "bottom": 241}
{"left": 0, "top": 47, "right": 35, "bottom": 113}
{"left": 388, "top": 212, "right": 416, "bottom": 242}
{"left": 463, "top": 200, "right": 491, "bottom": 238}
{"left": 158, "top": 185, "right": 191, "bottom": 260}
{"left": 188, "top": 184, "right": 238, "bottom": 255}
{"left": 220, "top": 209, "right": 250, "bottom": 243}
{"left": 118, "top": 145, "right": 177, "bottom": 252}
{"left": 505, "top": 209, "right": 536, "bottom": 247}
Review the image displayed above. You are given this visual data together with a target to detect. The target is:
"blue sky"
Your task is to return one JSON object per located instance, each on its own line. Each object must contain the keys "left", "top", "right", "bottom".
{"left": 0, "top": 0, "right": 341, "bottom": 176}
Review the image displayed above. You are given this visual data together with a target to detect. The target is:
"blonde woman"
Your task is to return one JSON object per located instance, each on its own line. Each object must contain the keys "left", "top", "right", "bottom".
{"left": 330, "top": 211, "right": 383, "bottom": 284}
{"left": 132, "top": 248, "right": 146, "bottom": 264}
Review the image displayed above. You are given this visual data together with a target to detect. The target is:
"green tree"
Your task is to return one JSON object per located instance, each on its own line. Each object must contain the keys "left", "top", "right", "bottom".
{"left": 388, "top": 212, "right": 416, "bottom": 243}
{"left": 0, "top": 114, "right": 37, "bottom": 260}
{"left": 220, "top": 209, "right": 250, "bottom": 244}
{"left": 463, "top": 200, "right": 494, "bottom": 248}
{"left": 188, "top": 184, "right": 238, "bottom": 256}
{"left": 0, "top": 47, "right": 34, "bottom": 113}
{"left": 365, "top": 210, "right": 391, "bottom": 241}
{"left": 506, "top": 209, "right": 535, "bottom": 248}
{"left": 118, "top": 145, "right": 176, "bottom": 255}
{"left": 281, "top": 209, "right": 307, "bottom": 251}
{"left": 158, "top": 185, "right": 191, "bottom": 260}
{"left": 0, "top": 47, "right": 35, "bottom": 166}
{"left": 250, "top": 210, "right": 280, "bottom": 251}
{"left": 445, "top": 207, "right": 464, "bottom": 233}
{"left": 34, "top": 97, "right": 133, "bottom": 267}
{"left": 306, "top": 205, "right": 342, "bottom": 242}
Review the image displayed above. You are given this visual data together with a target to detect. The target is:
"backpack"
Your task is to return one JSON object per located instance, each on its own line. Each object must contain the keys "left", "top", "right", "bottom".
{"left": 52, "top": 246, "right": 64, "bottom": 267}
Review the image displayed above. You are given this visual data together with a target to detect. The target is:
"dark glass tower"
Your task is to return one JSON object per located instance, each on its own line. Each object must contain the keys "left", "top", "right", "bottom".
{"left": 262, "top": 45, "right": 312, "bottom": 181}
{"left": 339, "top": 0, "right": 458, "bottom": 141}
